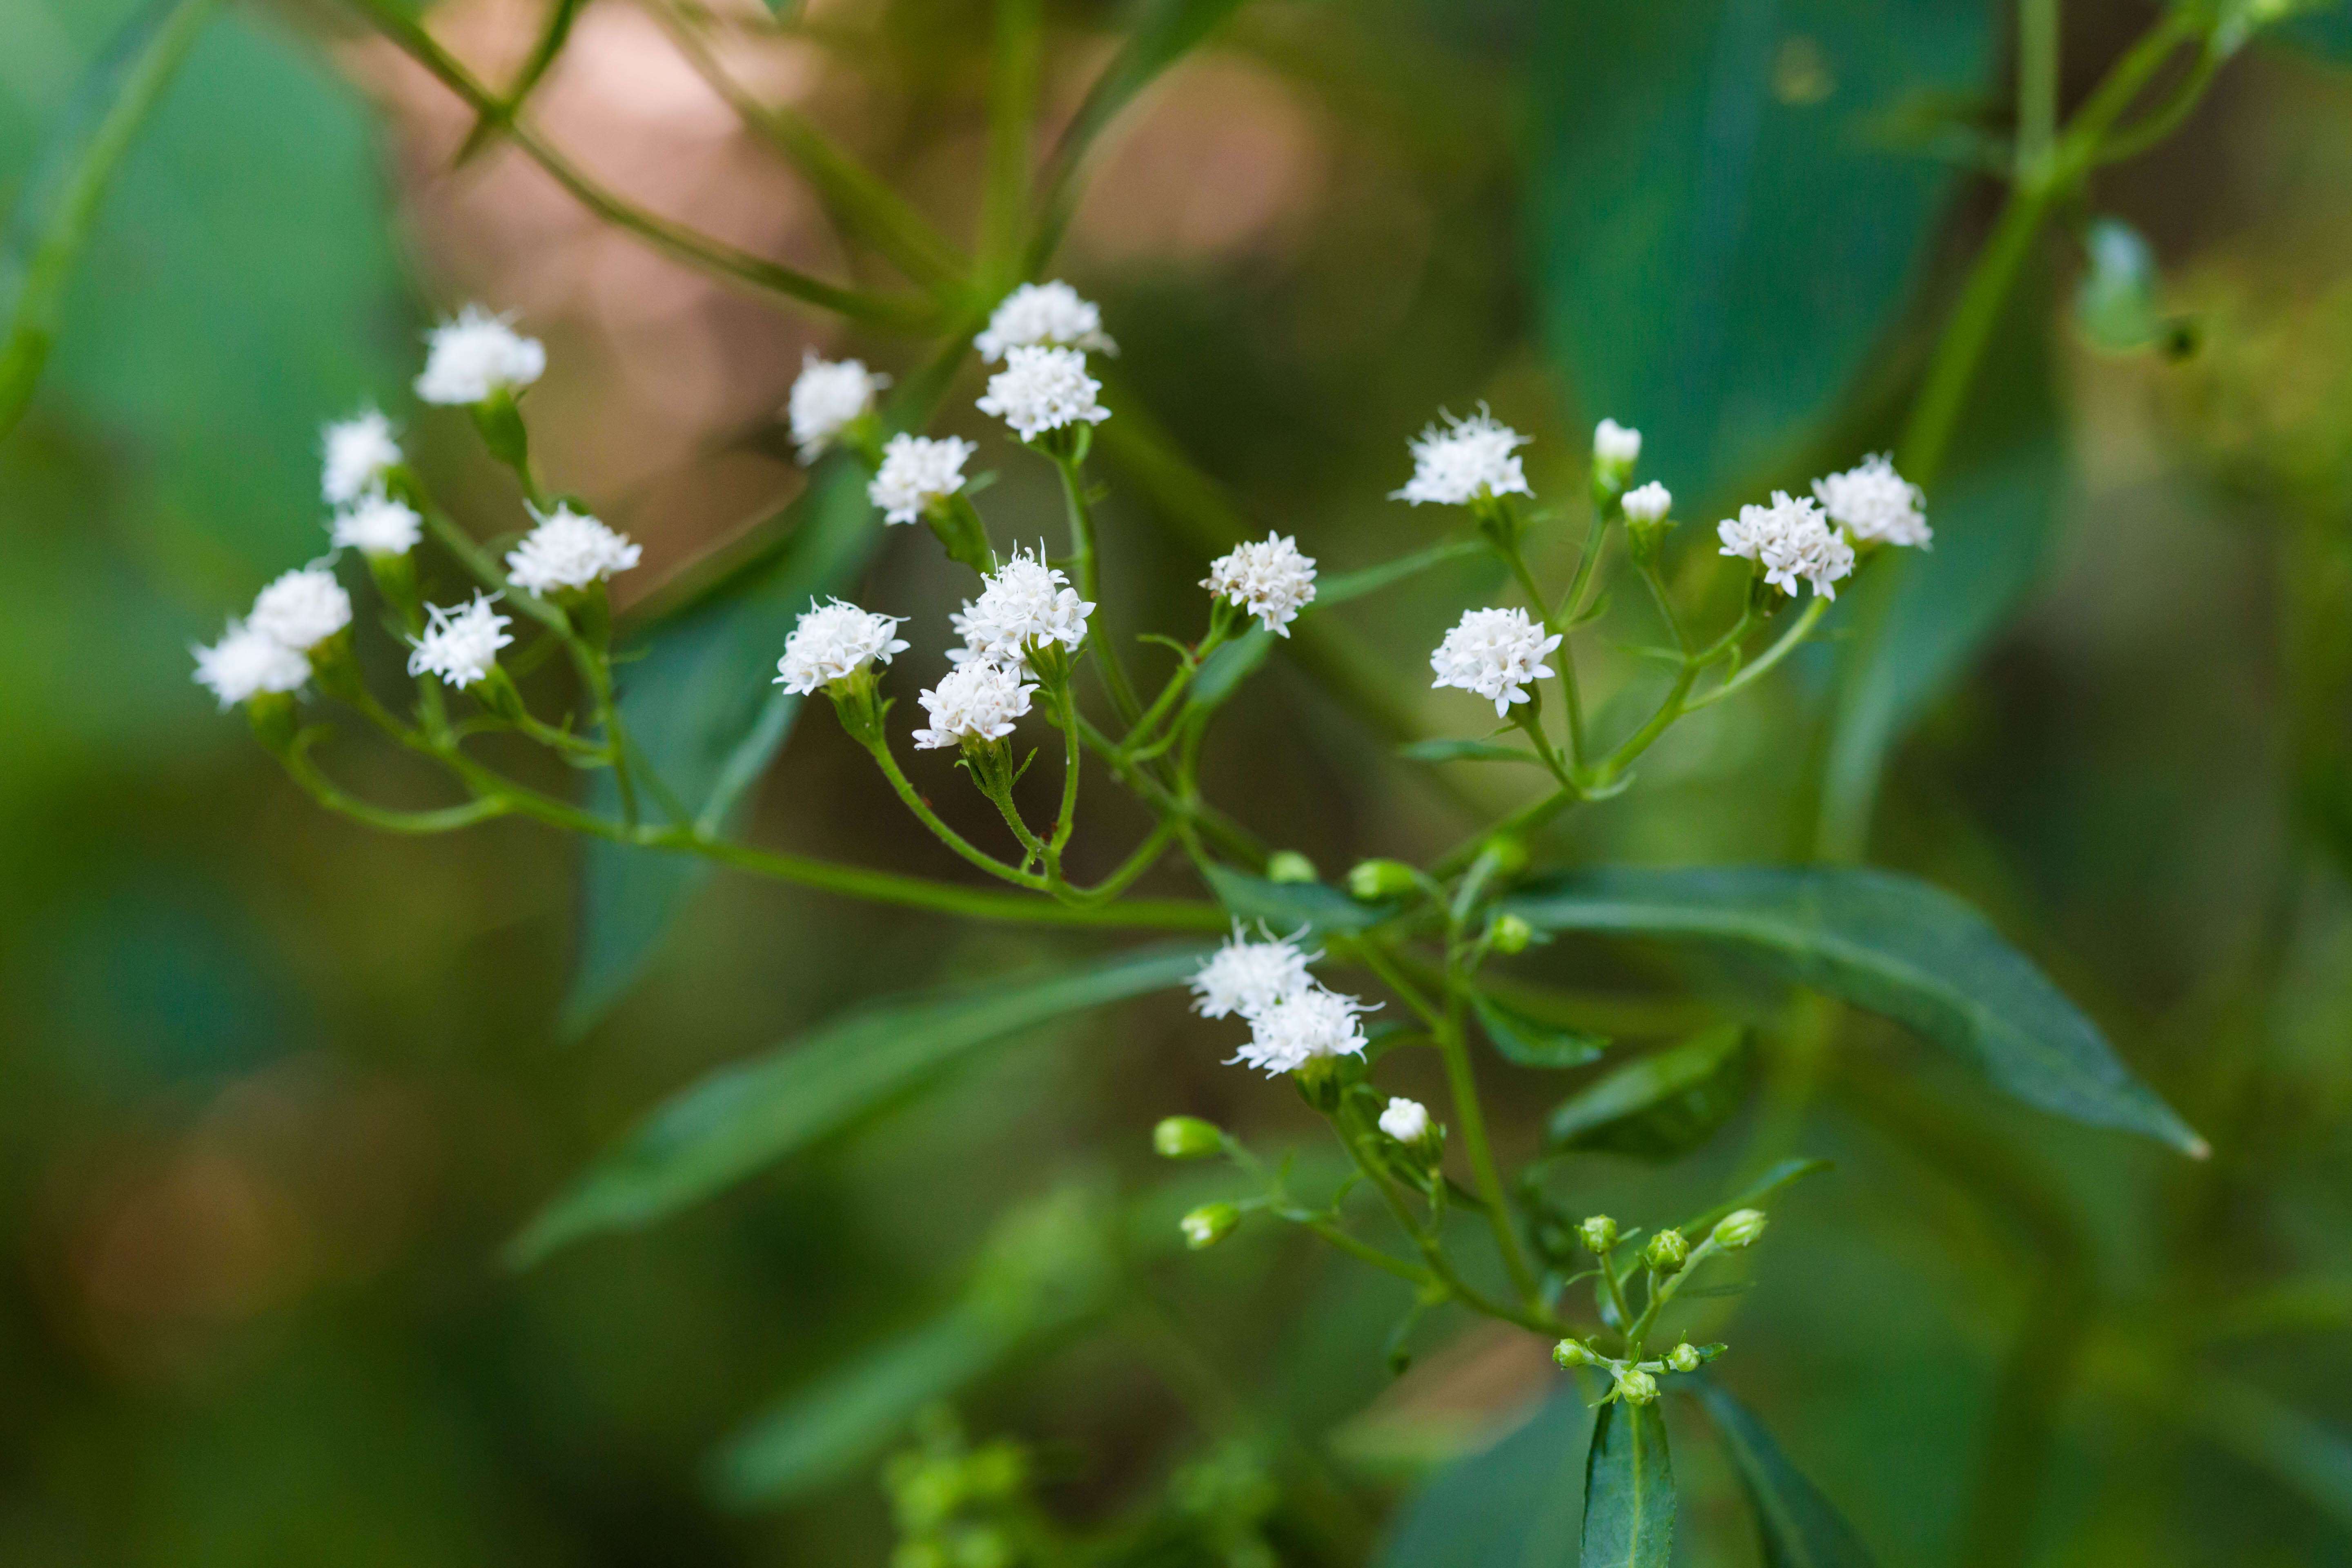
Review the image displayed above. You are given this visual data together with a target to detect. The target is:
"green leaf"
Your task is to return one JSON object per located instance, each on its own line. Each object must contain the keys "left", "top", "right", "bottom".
{"left": 1502, "top": 866, "right": 2206, "bottom": 1155}
{"left": 2181, "top": 1374, "right": 2352, "bottom": 1535}
{"left": 1530, "top": 0, "right": 1993, "bottom": 506}
{"left": 2271, "top": 3, "right": 2352, "bottom": 65}
{"left": 1320, "top": 540, "right": 1489, "bottom": 606}
{"left": 1474, "top": 991, "right": 1608, "bottom": 1069}
{"left": 1374, "top": 1392, "right": 1590, "bottom": 1568}
{"left": 1581, "top": 1397, "right": 1675, "bottom": 1568}
{"left": 0, "top": 0, "right": 220, "bottom": 441}
{"left": 1692, "top": 1381, "right": 1876, "bottom": 1568}
{"left": 1546, "top": 1025, "right": 1751, "bottom": 1159}
{"left": 1679, "top": 1157, "right": 1832, "bottom": 1235}
{"left": 1188, "top": 625, "right": 1273, "bottom": 710}
{"left": 1400, "top": 738, "right": 1549, "bottom": 766}
{"left": 2074, "top": 217, "right": 2165, "bottom": 352}
{"left": 1204, "top": 862, "right": 1395, "bottom": 938}
{"left": 512, "top": 945, "right": 1205, "bottom": 1263}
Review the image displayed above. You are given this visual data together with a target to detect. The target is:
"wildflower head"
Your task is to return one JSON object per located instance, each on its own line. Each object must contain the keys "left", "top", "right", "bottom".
{"left": 956, "top": 546, "right": 1094, "bottom": 670}
{"left": 1378, "top": 1096, "right": 1432, "bottom": 1144}
{"left": 1393, "top": 409, "right": 1532, "bottom": 508}
{"left": 1613, "top": 1367, "right": 1660, "bottom": 1405}
{"left": 247, "top": 567, "right": 352, "bottom": 653}
{"left": 330, "top": 494, "right": 423, "bottom": 558}
{"left": 1813, "top": 453, "right": 1931, "bottom": 548}
{"left": 788, "top": 351, "right": 888, "bottom": 463}
{"left": 1203, "top": 534, "right": 1318, "bottom": 636}
{"left": 321, "top": 409, "right": 401, "bottom": 505}
{"left": 414, "top": 306, "right": 545, "bottom": 406}
{"left": 975, "top": 281, "right": 1117, "bottom": 363}
{"left": 1666, "top": 1343, "right": 1703, "bottom": 1373}
{"left": 1230, "top": 984, "right": 1371, "bottom": 1076}
{"left": 1716, "top": 490, "right": 1855, "bottom": 599}
{"left": 976, "top": 346, "right": 1110, "bottom": 441}
{"left": 1429, "top": 606, "right": 1562, "bottom": 717}
{"left": 193, "top": 619, "right": 309, "bottom": 710}
{"left": 869, "top": 434, "right": 976, "bottom": 525}
{"left": 1643, "top": 1228, "right": 1690, "bottom": 1273}
{"left": 1578, "top": 1214, "right": 1619, "bottom": 1253}
{"left": 1189, "top": 927, "right": 1314, "bottom": 1020}
{"left": 1592, "top": 417, "right": 1642, "bottom": 487}
{"left": 504, "top": 505, "right": 641, "bottom": 596}
{"left": 776, "top": 598, "right": 910, "bottom": 696}
{"left": 407, "top": 593, "right": 514, "bottom": 689}
{"left": 910, "top": 660, "right": 1036, "bottom": 750}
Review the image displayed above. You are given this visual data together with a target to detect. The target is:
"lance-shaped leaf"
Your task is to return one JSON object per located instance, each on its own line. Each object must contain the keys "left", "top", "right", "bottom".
{"left": 1546, "top": 1025, "right": 1751, "bottom": 1158}
{"left": 1693, "top": 1380, "right": 1877, "bottom": 1568}
{"left": 513, "top": 945, "right": 1206, "bottom": 1263}
{"left": 1582, "top": 1397, "right": 1675, "bottom": 1568}
{"left": 1501, "top": 866, "right": 2205, "bottom": 1156}
{"left": 1375, "top": 1392, "right": 1590, "bottom": 1568}
{"left": 1474, "top": 990, "right": 1608, "bottom": 1070}
{"left": 1205, "top": 863, "right": 1396, "bottom": 938}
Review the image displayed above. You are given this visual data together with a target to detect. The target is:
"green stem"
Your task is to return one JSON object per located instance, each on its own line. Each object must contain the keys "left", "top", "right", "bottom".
{"left": 1685, "top": 593, "right": 1830, "bottom": 711}
{"left": 1437, "top": 955, "right": 1540, "bottom": 1307}
{"left": 980, "top": 0, "right": 1044, "bottom": 288}
{"left": 865, "top": 736, "right": 1047, "bottom": 884}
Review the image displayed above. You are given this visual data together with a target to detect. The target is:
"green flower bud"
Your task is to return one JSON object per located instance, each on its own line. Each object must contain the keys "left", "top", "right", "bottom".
{"left": 1483, "top": 835, "right": 1530, "bottom": 878}
{"left": 1578, "top": 1214, "right": 1619, "bottom": 1253}
{"left": 1180, "top": 1203, "right": 1241, "bottom": 1250}
{"left": 1713, "top": 1208, "right": 1768, "bottom": 1250}
{"left": 1152, "top": 1116, "right": 1225, "bottom": 1160}
{"left": 1348, "top": 859, "right": 1419, "bottom": 900}
{"left": 1614, "top": 1367, "right": 1659, "bottom": 1405}
{"left": 1489, "top": 913, "right": 1534, "bottom": 954}
{"left": 1642, "top": 1228, "right": 1690, "bottom": 1273}
{"left": 1553, "top": 1338, "right": 1599, "bottom": 1370}
{"left": 1667, "top": 1343, "right": 1702, "bottom": 1374}
{"left": 1265, "top": 851, "right": 1319, "bottom": 884}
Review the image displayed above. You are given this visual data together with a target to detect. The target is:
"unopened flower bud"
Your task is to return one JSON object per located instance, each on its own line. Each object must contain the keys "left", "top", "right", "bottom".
{"left": 1713, "top": 1208, "right": 1768, "bottom": 1249}
{"left": 1613, "top": 1367, "right": 1659, "bottom": 1405}
{"left": 1265, "top": 851, "right": 1319, "bottom": 884}
{"left": 1553, "top": 1338, "right": 1599, "bottom": 1370}
{"left": 1489, "top": 913, "right": 1534, "bottom": 954}
{"left": 1153, "top": 1116, "right": 1225, "bottom": 1160}
{"left": 1643, "top": 1228, "right": 1690, "bottom": 1273}
{"left": 1377, "top": 1096, "right": 1432, "bottom": 1146}
{"left": 1667, "top": 1343, "right": 1702, "bottom": 1373}
{"left": 1592, "top": 418, "right": 1642, "bottom": 492}
{"left": 1483, "top": 834, "right": 1530, "bottom": 878}
{"left": 1180, "top": 1203, "right": 1241, "bottom": 1250}
{"left": 1348, "top": 859, "right": 1419, "bottom": 900}
{"left": 1578, "top": 1215, "right": 1619, "bottom": 1253}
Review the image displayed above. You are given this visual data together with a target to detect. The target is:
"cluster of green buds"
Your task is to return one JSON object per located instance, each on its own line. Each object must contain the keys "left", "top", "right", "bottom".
{"left": 883, "top": 1410, "right": 1041, "bottom": 1568}
{"left": 1555, "top": 1207, "right": 1769, "bottom": 1403}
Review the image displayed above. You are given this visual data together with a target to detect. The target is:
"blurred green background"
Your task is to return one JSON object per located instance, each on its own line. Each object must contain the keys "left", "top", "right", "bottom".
{"left": 4, "top": 0, "right": 2352, "bottom": 1563}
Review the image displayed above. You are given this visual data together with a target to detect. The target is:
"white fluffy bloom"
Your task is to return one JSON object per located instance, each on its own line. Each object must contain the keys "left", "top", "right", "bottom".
{"left": 1813, "top": 453, "right": 1931, "bottom": 548}
{"left": 1593, "top": 418, "right": 1643, "bottom": 466}
{"left": 504, "top": 505, "right": 641, "bottom": 595}
{"left": 414, "top": 306, "right": 545, "bottom": 406}
{"left": 788, "top": 352, "right": 886, "bottom": 463}
{"left": 408, "top": 594, "right": 514, "bottom": 689}
{"left": 1232, "top": 985, "right": 1372, "bottom": 1076}
{"left": 247, "top": 567, "right": 352, "bottom": 653}
{"left": 1203, "top": 534, "right": 1318, "bottom": 636}
{"left": 1429, "top": 606, "right": 1562, "bottom": 717}
{"left": 956, "top": 547, "right": 1095, "bottom": 666}
{"left": 976, "top": 346, "right": 1110, "bottom": 440}
{"left": 1190, "top": 928, "right": 1314, "bottom": 1021}
{"left": 974, "top": 281, "right": 1118, "bottom": 362}
{"left": 321, "top": 410, "right": 401, "bottom": 505}
{"left": 869, "top": 434, "right": 976, "bottom": 525}
{"left": 1394, "top": 409, "right": 1533, "bottom": 507}
{"left": 1717, "top": 490, "right": 1857, "bottom": 599}
{"left": 330, "top": 494, "right": 423, "bottom": 557}
{"left": 911, "top": 659, "right": 1036, "bottom": 749}
{"left": 1621, "top": 481, "right": 1672, "bottom": 525}
{"left": 192, "top": 620, "right": 310, "bottom": 709}
{"left": 775, "top": 598, "right": 909, "bottom": 694}
{"left": 1379, "top": 1097, "right": 1430, "bottom": 1143}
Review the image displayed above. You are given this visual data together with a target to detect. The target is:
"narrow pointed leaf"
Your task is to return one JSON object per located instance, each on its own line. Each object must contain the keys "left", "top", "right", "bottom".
{"left": 1502, "top": 866, "right": 2205, "bottom": 1155}
{"left": 1680, "top": 1157, "right": 1832, "bottom": 1236}
{"left": 1401, "top": 739, "right": 1550, "bottom": 766}
{"left": 1546, "top": 1025, "right": 1751, "bottom": 1159}
{"left": 1374, "top": 1392, "right": 1590, "bottom": 1568}
{"left": 1205, "top": 863, "right": 1396, "bottom": 937}
{"left": 1693, "top": 1381, "right": 1877, "bottom": 1568}
{"left": 1474, "top": 991, "right": 1608, "bottom": 1069}
{"left": 1582, "top": 1398, "right": 1675, "bottom": 1568}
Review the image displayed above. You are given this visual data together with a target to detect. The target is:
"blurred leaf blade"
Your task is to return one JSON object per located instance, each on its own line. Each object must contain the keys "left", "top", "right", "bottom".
{"left": 1375, "top": 1393, "right": 1589, "bottom": 1568}
{"left": 1545, "top": 1025, "right": 1750, "bottom": 1158}
{"left": 1205, "top": 863, "right": 1395, "bottom": 937}
{"left": 1680, "top": 1157, "right": 1832, "bottom": 1235}
{"left": 1582, "top": 1396, "right": 1675, "bottom": 1568}
{"left": 1502, "top": 866, "right": 2205, "bottom": 1154}
{"left": 1693, "top": 1380, "right": 1877, "bottom": 1567}
{"left": 1474, "top": 990, "right": 1608, "bottom": 1069}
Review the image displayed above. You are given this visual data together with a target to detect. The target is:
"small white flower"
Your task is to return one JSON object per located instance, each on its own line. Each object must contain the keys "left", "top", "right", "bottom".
{"left": 1717, "top": 491, "right": 1856, "bottom": 599}
{"left": 1394, "top": 408, "right": 1533, "bottom": 507}
{"left": 1621, "top": 481, "right": 1673, "bottom": 525}
{"left": 1593, "top": 418, "right": 1642, "bottom": 467}
{"left": 1813, "top": 453, "right": 1931, "bottom": 548}
{"left": 911, "top": 659, "right": 1037, "bottom": 749}
{"left": 1379, "top": 1097, "right": 1430, "bottom": 1143}
{"left": 775, "top": 598, "right": 910, "bottom": 694}
{"left": 414, "top": 306, "right": 545, "bottom": 406}
{"left": 1190, "top": 927, "right": 1315, "bottom": 1021}
{"left": 1429, "top": 606, "right": 1562, "bottom": 717}
{"left": 956, "top": 546, "right": 1095, "bottom": 667}
{"left": 974, "top": 281, "right": 1118, "bottom": 362}
{"left": 247, "top": 567, "right": 352, "bottom": 653}
{"left": 330, "top": 494, "right": 423, "bottom": 557}
{"left": 408, "top": 593, "right": 514, "bottom": 689}
{"left": 192, "top": 620, "right": 310, "bottom": 709}
{"left": 504, "top": 505, "right": 641, "bottom": 595}
{"left": 1232, "top": 985, "right": 1372, "bottom": 1076}
{"left": 321, "top": 410, "right": 402, "bottom": 506}
{"left": 788, "top": 351, "right": 887, "bottom": 463}
{"left": 869, "top": 434, "right": 976, "bottom": 525}
{"left": 1203, "top": 534, "right": 1318, "bottom": 636}
{"left": 976, "top": 346, "right": 1110, "bottom": 440}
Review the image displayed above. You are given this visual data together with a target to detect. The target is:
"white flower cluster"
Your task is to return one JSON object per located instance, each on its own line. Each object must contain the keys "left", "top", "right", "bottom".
{"left": 322, "top": 410, "right": 402, "bottom": 507}
{"left": 1379, "top": 1096, "right": 1430, "bottom": 1143}
{"left": 1429, "top": 606, "right": 1562, "bottom": 716}
{"left": 1716, "top": 491, "right": 1857, "bottom": 599}
{"left": 1813, "top": 453, "right": 1931, "bottom": 548}
{"left": 1190, "top": 928, "right": 1372, "bottom": 1076}
{"left": 1395, "top": 410, "right": 1533, "bottom": 508}
{"left": 776, "top": 599, "right": 909, "bottom": 695}
{"left": 789, "top": 352, "right": 888, "bottom": 463}
{"left": 414, "top": 307, "right": 545, "bottom": 407}
{"left": 975, "top": 281, "right": 1118, "bottom": 362}
{"left": 249, "top": 567, "right": 354, "bottom": 653}
{"left": 408, "top": 594, "right": 514, "bottom": 690}
{"left": 911, "top": 659, "right": 1036, "bottom": 749}
{"left": 869, "top": 434, "right": 975, "bottom": 525}
{"left": 951, "top": 546, "right": 1095, "bottom": 669}
{"left": 330, "top": 494, "right": 423, "bottom": 557}
{"left": 1621, "top": 481, "right": 1672, "bottom": 525}
{"left": 977, "top": 345, "right": 1110, "bottom": 440}
{"left": 192, "top": 566, "right": 355, "bottom": 708}
{"left": 1203, "top": 533, "right": 1318, "bottom": 635}
{"left": 504, "top": 504, "right": 641, "bottom": 595}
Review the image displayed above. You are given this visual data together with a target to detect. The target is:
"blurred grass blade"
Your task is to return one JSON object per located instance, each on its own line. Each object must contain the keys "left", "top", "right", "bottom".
{"left": 1374, "top": 1392, "right": 1590, "bottom": 1568}
{"left": 2182, "top": 1375, "right": 2352, "bottom": 1534}
{"left": 1205, "top": 863, "right": 1394, "bottom": 938}
{"left": 0, "top": 0, "right": 221, "bottom": 442}
{"left": 1693, "top": 1381, "right": 1877, "bottom": 1567}
{"left": 1545, "top": 1025, "right": 1749, "bottom": 1158}
{"left": 514, "top": 945, "right": 1206, "bottom": 1263}
{"left": 1503, "top": 866, "right": 2207, "bottom": 1156}
{"left": 1473, "top": 990, "right": 1607, "bottom": 1069}
{"left": 454, "top": 0, "right": 586, "bottom": 164}
{"left": 1582, "top": 1397, "right": 1675, "bottom": 1568}
{"left": 1401, "top": 739, "right": 1548, "bottom": 766}
{"left": 1320, "top": 541, "right": 1489, "bottom": 605}
{"left": 1679, "top": 1157, "right": 1831, "bottom": 1235}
